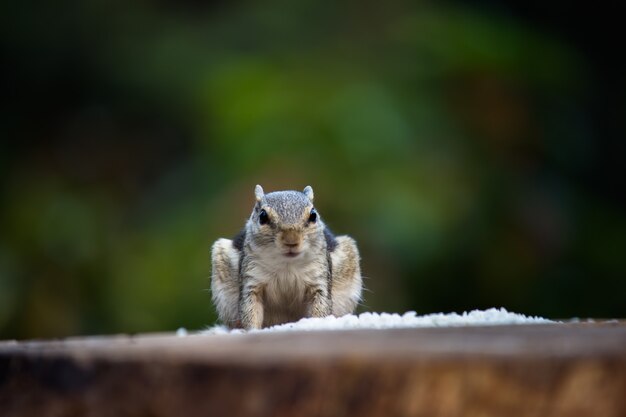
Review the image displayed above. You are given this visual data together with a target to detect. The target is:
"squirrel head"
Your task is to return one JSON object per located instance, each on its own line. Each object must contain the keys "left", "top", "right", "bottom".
{"left": 248, "top": 185, "right": 322, "bottom": 258}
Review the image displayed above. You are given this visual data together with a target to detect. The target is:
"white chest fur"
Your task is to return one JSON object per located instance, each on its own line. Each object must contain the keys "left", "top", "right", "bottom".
{"left": 247, "top": 248, "right": 326, "bottom": 307}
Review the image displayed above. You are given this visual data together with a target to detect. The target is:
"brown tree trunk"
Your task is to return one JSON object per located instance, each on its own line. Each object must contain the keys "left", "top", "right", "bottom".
{"left": 1, "top": 323, "right": 625, "bottom": 417}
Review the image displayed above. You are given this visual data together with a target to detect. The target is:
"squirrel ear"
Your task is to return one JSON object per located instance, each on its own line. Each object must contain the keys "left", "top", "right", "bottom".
{"left": 303, "top": 185, "right": 314, "bottom": 202}
{"left": 254, "top": 185, "right": 265, "bottom": 202}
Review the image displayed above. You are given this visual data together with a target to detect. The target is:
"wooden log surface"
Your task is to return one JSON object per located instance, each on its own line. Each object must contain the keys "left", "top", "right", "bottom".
{"left": 1, "top": 322, "right": 625, "bottom": 417}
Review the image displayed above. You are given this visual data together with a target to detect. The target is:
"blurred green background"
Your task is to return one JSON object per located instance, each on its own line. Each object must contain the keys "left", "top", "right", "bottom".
{"left": 1, "top": 1, "right": 624, "bottom": 339}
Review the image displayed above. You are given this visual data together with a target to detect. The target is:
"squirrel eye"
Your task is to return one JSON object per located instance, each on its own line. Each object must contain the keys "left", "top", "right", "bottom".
{"left": 308, "top": 208, "right": 317, "bottom": 223}
{"left": 259, "top": 209, "right": 269, "bottom": 225}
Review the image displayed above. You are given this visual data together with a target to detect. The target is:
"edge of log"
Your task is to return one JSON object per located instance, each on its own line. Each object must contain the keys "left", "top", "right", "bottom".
{"left": 1, "top": 323, "right": 625, "bottom": 417}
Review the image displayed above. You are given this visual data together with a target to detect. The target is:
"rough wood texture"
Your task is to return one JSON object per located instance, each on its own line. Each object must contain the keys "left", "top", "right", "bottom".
{"left": 1, "top": 323, "right": 625, "bottom": 417}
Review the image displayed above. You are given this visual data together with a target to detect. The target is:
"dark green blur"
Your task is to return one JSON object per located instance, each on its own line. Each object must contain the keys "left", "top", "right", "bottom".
{"left": 1, "top": 1, "right": 624, "bottom": 339}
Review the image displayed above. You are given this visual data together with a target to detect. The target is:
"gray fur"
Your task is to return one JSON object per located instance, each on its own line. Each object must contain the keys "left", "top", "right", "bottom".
{"left": 260, "top": 191, "right": 311, "bottom": 225}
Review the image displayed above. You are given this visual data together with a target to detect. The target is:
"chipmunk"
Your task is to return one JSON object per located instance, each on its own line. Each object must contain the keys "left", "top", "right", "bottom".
{"left": 211, "top": 185, "right": 362, "bottom": 330}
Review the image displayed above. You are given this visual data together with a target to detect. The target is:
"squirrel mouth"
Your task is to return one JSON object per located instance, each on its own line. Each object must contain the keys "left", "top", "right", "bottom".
{"left": 284, "top": 251, "right": 301, "bottom": 258}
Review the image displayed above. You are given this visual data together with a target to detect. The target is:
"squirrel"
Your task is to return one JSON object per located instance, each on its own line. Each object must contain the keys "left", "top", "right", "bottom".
{"left": 211, "top": 185, "right": 362, "bottom": 330}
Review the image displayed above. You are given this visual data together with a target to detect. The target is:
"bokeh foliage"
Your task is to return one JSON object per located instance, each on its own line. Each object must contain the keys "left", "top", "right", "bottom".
{"left": 1, "top": 0, "right": 624, "bottom": 339}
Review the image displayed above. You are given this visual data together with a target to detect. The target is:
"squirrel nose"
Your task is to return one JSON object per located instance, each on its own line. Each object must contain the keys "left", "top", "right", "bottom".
{"left": 282, "top": 229, "right": 301, "bottom": 247}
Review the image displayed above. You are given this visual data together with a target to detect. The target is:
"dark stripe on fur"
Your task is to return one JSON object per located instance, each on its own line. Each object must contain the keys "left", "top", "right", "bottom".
{"left": 326, "top": 249, "right": 333, "bottom": 311}
{"left": 324, "top": 227, "right": 338, "bottom": 252}
{"left": 232, "top": 228, "right": 246, "bottom": 251}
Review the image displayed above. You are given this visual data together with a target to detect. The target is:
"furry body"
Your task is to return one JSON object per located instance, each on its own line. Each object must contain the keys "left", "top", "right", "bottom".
{"left": 211, "top": 185, "right": 362, "bottom": 329}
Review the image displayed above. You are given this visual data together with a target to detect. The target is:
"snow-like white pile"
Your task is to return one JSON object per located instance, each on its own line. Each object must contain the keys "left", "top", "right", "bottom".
{"left": 199, "top": 308, "right": 552, "bottom": 335}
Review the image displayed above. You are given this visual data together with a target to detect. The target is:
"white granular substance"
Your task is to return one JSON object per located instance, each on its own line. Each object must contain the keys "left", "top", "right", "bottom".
{"left": 200, "top": 308, "right": 553, "bottom": 335}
